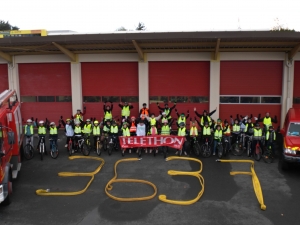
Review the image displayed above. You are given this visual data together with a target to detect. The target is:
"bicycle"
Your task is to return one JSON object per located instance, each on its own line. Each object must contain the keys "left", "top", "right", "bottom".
{"left": 49, "top": 138, "right": 59, "bottom": 159}
{"left": 107, "top": 135, "right": 118, "bottom": 156}
{"left": 215, "top": 137, "right": 224, "bottom": 159}
{"left": 231, "top": 132, "right": 244, "bottom": 156}
{"left": 190, "top": 136, "right": 200, "bottom": 156}
{"left": 102, "top": 133, "right": 109, "bottom": 151}
{"left": 262, "top": 144, "right": 274, "bottom": 163}
{"left": 74, "top": 135, "right": 91, "bottom": 156}
{"left": 200, "top": 137, "right": 212, "bottom": 158}
{"left": 67, "top": 137, "right": 73, "bottom": 156}
{"left": 245, "top": 135, "right": 252, "bottom": 157}
{"left": 95, "top": 136, "right": 103, "bottom": 156}
{"left": 253, "top": 136, "right": 263, "bottom": 161}
{"left": 24, "top": 136, "right": 34, "bottom": 160}
{"left": 38, "top": 136, "right": 46, "bottom": 161}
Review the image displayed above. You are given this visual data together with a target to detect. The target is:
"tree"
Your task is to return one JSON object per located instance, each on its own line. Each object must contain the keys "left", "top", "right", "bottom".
{"left": 136, "top": 22, "right": 146, "bottom": 31}
{"left": 116, "top": 26, "right": 127, "bottom": 31}
{"left": 0, "top": 20, "right": 19, "bottom": 31}
{"left": 271, "top": 18, "right": 295, "bottom": 32}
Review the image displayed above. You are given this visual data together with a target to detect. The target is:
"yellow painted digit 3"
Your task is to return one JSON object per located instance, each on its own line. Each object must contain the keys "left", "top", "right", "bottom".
{"left": 36, "top": 156, "right": 105, "bottom": 196}
{"left": 158, "top": 156, "right": 205, "bottom": 205}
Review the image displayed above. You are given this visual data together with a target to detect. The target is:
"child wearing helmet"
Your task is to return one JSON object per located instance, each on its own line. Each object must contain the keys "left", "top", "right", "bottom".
{"left": 213, "top": 124, "right": 223, "bottom": 155}
{"left": 92, "top": 120, "right": 101, "bottom": 151}
{"left": 265, "top": 126, "right": 276, "bottom": 156}
{"left": 36, "top": 120, "right": 47, "bottom": 153}
{"left": 175, "top": 109, "right": 189, "bottom": 128}
{"left": 189, "top": 119, "right": 199, "bottom": 150}
{"left": 201, "top": 121, "right": 212, "bottom": 145}
{"left": 252, "top": 123, "right": 263, "bottom": 157}
{"left": 230, "top": 115, "right": 241, "bottom": 145}
{"left": 177, "top": 122, "right": 188, "bottom": 156}
{"left": 121, "top": 122, "right": 131, "bottom": 155}
{"left": 82, "top": 119, "right": 93, "bottom": 138}
{"left": 61, "top": 118, "right": 74, "bottom": 148}
{"left": 46, "top": 120, "right": 61, "bottom": 152}
{"left": 109, "top": 120, "right": 119, "bottom": 150}
{"left": 148, "top": 123, "right": 158, "bottom": 154}
{"left": 145, "top": 113, "right": 161, "bottom": 132}
{"left": 24, "top": 119, "right": 35, "bottom": 147}
{"left": 194, "top": 107, "right": 217, "bottom": 129}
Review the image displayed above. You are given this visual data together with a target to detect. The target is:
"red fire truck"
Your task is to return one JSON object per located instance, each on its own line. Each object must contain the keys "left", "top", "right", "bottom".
{"left": 0, "top": 90, "right": 23, "bottom": 206}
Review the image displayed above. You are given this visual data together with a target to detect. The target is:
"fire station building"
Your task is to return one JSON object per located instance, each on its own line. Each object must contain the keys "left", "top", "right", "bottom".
{"left": 0, "top": 31, "right": 300, "bottom": 127}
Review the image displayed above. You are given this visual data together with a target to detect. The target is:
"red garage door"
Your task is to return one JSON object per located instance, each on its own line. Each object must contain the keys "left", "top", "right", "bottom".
{"left": 0, "top": 64, "right": 8, "bottom": 93}
{"left": 149, "top": 61, "right": 210, "bottom": 129}
{"left": 81, "top": 62, "right": 139, "bottom": 120}
{"left": 19, "top": 63, "right": 72, "bottom": 123}
{"left": 220, "top": 61, "right": 282, "bottom": 126}
{"left": 293, "top": 61, "right": 300, "bottom": 109}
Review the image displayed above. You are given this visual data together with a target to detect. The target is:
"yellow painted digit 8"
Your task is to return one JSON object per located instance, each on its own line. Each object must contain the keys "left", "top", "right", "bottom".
{"left": 105, "top": 158, "right": 157, "bottom": 201}
{"left": 159, "top": 156, "right": 205, "bottom": 205}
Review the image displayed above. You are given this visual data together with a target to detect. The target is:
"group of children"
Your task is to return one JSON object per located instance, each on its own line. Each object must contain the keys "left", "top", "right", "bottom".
{"left": 24, "top": 101, "right": 278, "bottom": 158}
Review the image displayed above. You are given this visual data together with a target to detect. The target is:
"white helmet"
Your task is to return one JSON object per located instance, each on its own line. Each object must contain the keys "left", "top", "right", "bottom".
{"left": 39, "top": 120, "right": 44, "bottom": 124}
{"left": 86, "top": 119, "right": 91, "bottom": 122}
{"left": 27, "top": 119, "right": 32, "bottom": 123}
{"left": 75, "top": 121, "right": 80, "bottom": 125}
{"left": 50, "top": 122, "right": 55, "bottom": 126}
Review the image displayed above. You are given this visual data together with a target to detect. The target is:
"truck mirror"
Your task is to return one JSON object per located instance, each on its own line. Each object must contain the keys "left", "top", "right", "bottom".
{"left": 8, "top": 131, "right": 15, "bottom": 144}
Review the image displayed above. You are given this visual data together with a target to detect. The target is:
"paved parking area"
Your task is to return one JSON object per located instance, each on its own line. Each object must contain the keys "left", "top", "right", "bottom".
{"left": 1, "top": 133, "right": 300, "bottom": 225}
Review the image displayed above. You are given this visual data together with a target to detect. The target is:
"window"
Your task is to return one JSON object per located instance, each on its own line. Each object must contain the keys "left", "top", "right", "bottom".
{"left": 38, "top": 96, "right": 55, "bottom": 102}
{"left": 220, "top": 96, "right": 239, "bottom": 103}
{"left": 56, "top": 96, "right": 72, "bottom": 102}
{"left": 287, "top": 123, "right": 300, "bottom": 136}
{"left": 169, "top": 96, "right": 188, "bottom": 103}
{"left": 83, "top": 96, "right": 101, "bottom": 102}
{"left": 102, "top": 96, "right": 120, "bottom": 103}
{"left": 190, "top": 96, "right": 209, "bottom": 103}
{"left": 21, "top": 96, "right": 37, "bottom": 102}
{"left": 149, "top": 96, "right": 168, "bottom": 104}
{"left": 293, "top": 97, "right": 300, "bottom": 104}
{"left": 240, "top": 97, "right": 260, "bottom": 103}
{"left": 261, "top": 97, "right": 281, "bottom": 104}
{"left": 121, "top": 96, "right": 139, "bottom": 103}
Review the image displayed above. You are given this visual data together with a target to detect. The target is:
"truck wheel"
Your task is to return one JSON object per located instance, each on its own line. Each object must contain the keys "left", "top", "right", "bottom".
{"left": 2, "top": 171, "right": 12, "bottom": 206}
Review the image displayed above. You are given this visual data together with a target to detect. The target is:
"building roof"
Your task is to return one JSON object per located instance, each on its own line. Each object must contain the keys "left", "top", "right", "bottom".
{"left": 0, "top": 31, "right": 300, "bottom": 62}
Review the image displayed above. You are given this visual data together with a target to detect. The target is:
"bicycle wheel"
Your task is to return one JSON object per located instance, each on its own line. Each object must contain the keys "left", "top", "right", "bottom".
{"left": 103, "top": 138, "right": 107, "bottom": 151}
{"left": 223, "top": 142, "right": 228, "bottom": 157}
{"left": 217, "top": 144, "right": 223, "bottom": 159}
{"left": 40, "top": 144, "right": 43, "bottom": 161}
{"left": 108, "top": 143, "right": 113, "bottom": 156}
{"left": 253, "top": 145, "right": 262, "bottom": 161}
{"left": 201, "top": 144, "right": 211, "bottom": 158}
{"left": 138, "top": 147, "right": 142, "bottom": 158}
{"left": 246, "top": 142, "right": 251, "bottom": 157}
{"left": 231, "top": 142, "right": 244, "bottom": 156}
{"left": 193, "top": 142, "right": 201, "bottom": 156}
{"left": 50, "top": 145, "right": 59, "bottom": 159}
{"left": 68, "top": 141, "right": 73, "bottom": 156}
{"left": 96, "top": 142, "right": 102, "bottom": 156}
{"left": 24, "top": 144, "right": 34, "bottom": 160}
{"left": 82, "top": 143, "right": 91, "bottom": 156}
{"left": 163, "top": 146, "right": 167, "bottom": 159}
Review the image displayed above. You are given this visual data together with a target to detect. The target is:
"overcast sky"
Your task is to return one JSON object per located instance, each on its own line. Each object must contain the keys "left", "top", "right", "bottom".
{"left": 1, "top": 0, "right": 299, "bottom": 33}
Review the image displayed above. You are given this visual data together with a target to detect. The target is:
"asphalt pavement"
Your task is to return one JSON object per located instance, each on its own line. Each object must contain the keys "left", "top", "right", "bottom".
{"left": 1, "top": 131, "right": 300, "bottom": 225}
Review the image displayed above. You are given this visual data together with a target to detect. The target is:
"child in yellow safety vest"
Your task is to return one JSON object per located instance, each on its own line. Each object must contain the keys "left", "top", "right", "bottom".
{"left": 145, "top": 113, "right": 161, "bottom": 132}
{"left": 213, "top": 125, "right": 223, "bottom": 156}
{"left": 92, "top": 120, "right": 101, "bottom": 151}
{"left": 24, "top": 118, "right": 35, "bottom": 147}
{"left": 36, "top": 120, "right": 47, "bottom": 153}
{"left": 121, "top": 122, "right": 131, "bottom": 154}
{"left": 230, "top": 116, "right": 241, "bottom": 145}
{"left": 252, "top": 123, "right": 263, "bottom": 157}
{"left": 103, "top": 101, "right": 113, "bottom": 122}
{"left": 119, "top": 102, "right": 133, "bottom": 120}
{"left": 46, "top": 121, "right": 61, "bottom": 152}
{"left": 189, "top": 120, "right": 198, "bottom": 150}
{"left": 148, "top": 124, "right": 158, "bottom": 154}
{"left": 175, "top": 109, "right": 189, "bottom": 128}
{"left": 176, "top": 122, "right": 188, "bottom": 156}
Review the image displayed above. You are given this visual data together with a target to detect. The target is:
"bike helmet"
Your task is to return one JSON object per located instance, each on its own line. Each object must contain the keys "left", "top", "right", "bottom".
{"left": 86, "top": 119, "right": 91, "bottom": 122}
{"left": 269, "top": 126, "right": 274, "bottom": 129}
{"left": 112, "top": 120, "right": 116, "bottom": 125}
{"left": 39, "top": 120, "right": 44, "bottom": 124}
{"left": 123, "top": 122, "right": 128, "bottom": 126}
{"left": 94, "top": 120, "right": 99, "bottom": 124}
{"left": 179, "top": 122, "right": 185, "bottom": 126}
{"left": 204, "top": 122, "right": 209, "bottom": 126}
{"left": 217, "top": 118, "right": 221, "bottom": 122}
{"left": 75, "top": 121, "right": 81, "bottom": 125}
{"left": 162, "top": 112, "right": 166, "bottom": 115}
{"left": 66, "top": 118, "right": 71, "bottom": 122}
{"left": 131, "top": 116, "right": 136, "bottom": 119}
{"left": 255, "top": 123, "right": 260, "bottom": 127}
{"left": 162, "top": 119, "right": 168, "bottom": 123}
{"left": 27, "top": 119, "right": 32, "bottom": 123}
{"left": 50, "top": 122, "right": 55, "bottom": 126}
{"left": 180, "top": 113, "right": 185, "bottom": 117}
{"left": 216, "top": 125, "right": 221, "bottom": 129}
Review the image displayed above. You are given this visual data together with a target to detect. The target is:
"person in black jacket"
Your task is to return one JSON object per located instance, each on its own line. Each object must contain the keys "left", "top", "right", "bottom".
{"left": 157, "top": 102, "right": 176, "bottom": 122}
{"left": 194, "top": 107, "right": 217, "bottom": 129}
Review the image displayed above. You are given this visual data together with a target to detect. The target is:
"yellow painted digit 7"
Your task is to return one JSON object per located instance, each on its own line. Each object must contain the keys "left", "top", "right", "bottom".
{"left": 36, "top": 156, "right": 105, "bottom": 196}
{"left": 159, "top": 156, "right": 205, "bottom": 205}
